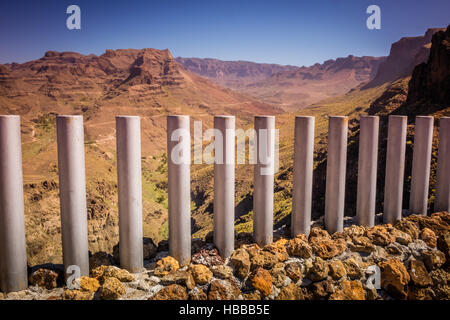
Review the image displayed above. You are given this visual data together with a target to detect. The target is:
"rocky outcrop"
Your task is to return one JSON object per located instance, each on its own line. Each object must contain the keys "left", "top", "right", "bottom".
{"left": 365, "top": 28, "right": 445, "bottom": 88}
{"left": 2, "top": 212, "right": 450, "bottom": 300}
{"left": 407, "top": 25, "right": 450, "bottom": 107}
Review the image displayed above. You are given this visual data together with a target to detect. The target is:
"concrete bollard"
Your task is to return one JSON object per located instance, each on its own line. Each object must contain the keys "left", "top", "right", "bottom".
{"left": 167, "top": 115, "right": 191, "bottom": 266}
{"left": 253, "top": 116, "right": 275, "bottom": 246}
{"left": 0, "top": 115, "right": 28, "bottom": 293}
{"left": 324, "top": 116, "right": 348, "bottom": 234}
{"left": 383, "top": 116, "right": 407, "bottom": 224}
{"left": 435, "top": 117, "right": 450, "bottom": 212}
{"left": 116, "top": 116, "right": 143, "bottom": 273}
{"left": 291, "top": 116, "right": 315, "bottom": 236}
{"left": 213, "top": 116, "right": 235, "bottom": 258}
{"left": 56, "top": 115, "right": 89, "bottom": 279}
{"left": 410, "top": 116, "right": 434, "bottom": 215}
{"left": 356, "top": 116, "right": 379, "bottom": 227}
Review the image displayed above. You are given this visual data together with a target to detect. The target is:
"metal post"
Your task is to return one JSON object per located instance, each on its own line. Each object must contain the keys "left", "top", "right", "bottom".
{"left": 356, "top": 116, "right": 379, "bottom": 227}
{"left": 213, "top": 116, "right": 235, "bottom": 258}
{"left": 291, "top": 116, "right": 314, "bottom": 236}
{"left": 435, "top": 117, "right": 450, "bottom": 212}
{"left": 56, "top": 115, "right": 89, "bottom": 279}
{"left": 0, "top": 115, "right": 28, "bottom": 293}
{"left": 253, "top": 116, "right": 275, "bottom": 246}
{"left": 167, "top": 115, "right": 191, "bottom": 266}
{"left": 324, "top": 116, "right": 348, "bottom": 234}
{"left": 410, "top": 116, "right": 434, "bottom": 215}
{"left": 383, "top": 115, "right": 407, "bottom": 224}
{"left": 116, "top": 116, "right": 143, "bottom": 272}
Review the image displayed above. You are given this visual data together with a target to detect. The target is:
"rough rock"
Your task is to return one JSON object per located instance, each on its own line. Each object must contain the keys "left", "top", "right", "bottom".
{"left": 328, "top": 260, "right": 347, "bottom": 280}
{"left": 191, "top": 248, "right": 224, "bottom": 267}
{"left": 306, "top": 257, "right": 329, "bottom": 281}
{"left": 310, "top": 237, "right": 346, "bottom": 259}
{"left": 348, "top": 236, "right": 375, "bottom": 253}
{"left": 437, "top": 232, "right": 450, "bottom": 262}
{"left": 79, "top": 276, "right": 100, "bottom": 292}
{"left": 190, "top": 264, "right": 213, "bottom": 285}
{"left": 154, "top": 256, "right": 180, "bottom": 277}
{"left": 29, "top": 268, "right": 59, "bottom": 290}
{"left": 102, "top": 266, "right": 135, "bottom": 282}
{"left": 287, "top": 237, "right": 313, "bottom": 258}
{"left": 309, "top": 279, "right": 335, "bottom": 299}
{"left": 342, "top": 257, "right": 364, "bottom": 279}
{"left": 285, "top": 262, "right": 303, "bottom": 282}
{"left": 189, "top": 287, "right": 207, "bottom": 300}
{"left": 99, "top": 277, "right": 126, "bottom": 300}
{"left": 208, "top": 279, "right": 241, "bottom": 300}
{"left": 250, "top": 267, "right": 273, "bottom": 296}
{"left": 230, "top": 248, "right": 251, "bottom": 279}
{"left": 422, "top": 250, "right": 446, "bottom": 271}
{"left": 264, "top": 239, "right": 289, "bottom": 262}
{"left": 329, "top": 280, "right": 365, "bottom": 300}
{"left": 276, "top": 283, "right": 304, "bottom": 300}
{"left": 366, "top": 225, "right": 395, "bottom": 246}
{"left": 309, "top": 228, "right": 330, "bottom": 240}
{"left": 160, "top": 270, "right": 195, "bottom": 289}
{"left": 394, "top": 219, "right": 420, "bottom": 239}
{"left": 150, "top": 284, "right": 188, "bottom": 300}
{"left": 379, "top": 258, "right": 410, "bottom": 299}
{"left": 408, "top": 259, "right": 432, "bottom": 287}
{"left": 420, "top": 228, "right": 437, "bottom": 248}
{"left": 62, "top": 289, "right": 94, "bottom": 300}
{"left": 243, "top": 291, "right": 262, "bottom": 300}
{"left": 210, "top": 265, "right": 233, "bottom": 279}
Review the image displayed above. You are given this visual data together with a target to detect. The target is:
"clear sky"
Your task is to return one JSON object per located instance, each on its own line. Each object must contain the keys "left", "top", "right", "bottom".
{"left": 0, "top": 0, "right": 449, "bottom": 66}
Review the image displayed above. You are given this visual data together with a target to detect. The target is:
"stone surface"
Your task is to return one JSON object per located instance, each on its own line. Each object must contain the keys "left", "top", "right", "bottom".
{"left": 408, "top": 259, "right": 432, "bottom": 287}
{"left": 210, "top": 265, "right": 233, "bottom": 279}
{"left": 276, "top": 283, "right": 304, "bottom": 300}
{"left": 310, "top": 279, "right": 335, "bottom": 299}
{"left": 394, "top": 219, "right": 420, "bottom": 239}
{"left": 79, "top": 276, "right": 100, "bottom": 293}
{"left": 422, "top": 250, "right": 446, "bottom": 271}
{"left": 189, "top": 287, "right": 207, "bottom": 300}
{"left": 99, "top": 277, "right": 126, "bottom": 300}
{"left": 285, "top": 262, "right": 303, "bottom": 282}
{"left": 190, "top": 264, "right": 213, "bottom": 285}
{"left": 379, "top": 258, "right": 410, "bottom": 299}
{"left": 250, "top": 267, "right": 273, "bottom": 297}
{"left": 154, "top": 256, "right": 180, "bottom": 277}
{"left": 208, "top": 279, "right": 241, "bottom": 300}
{"left": 29, "top": 268, "right": 59, "bottom": 290}
{"left": 329, "top": 280, "right": 365, "bottom": 300}
{"left": 160, "top": 270, "right": 195, "bottom": 290}
{"left": 366, "top": 225, "right": 395, "bottom": 246}
{"left": 306, "top": 257, "right": 329, "bottom": 281}
{"left": 102, "top": 266, "right": 135, "bottom": 282}
{"left": 192, "top": 248, "right": 224, "bottom": 267}
{"left": 310, "top": 237, "right": 347, "bottom": 259}
{"left": 230, "top": 248, "right": 251, "bottom": 279}
{"left": 343, "top": 257, "right": 364, "bottom": 279}
{"left": 420, "top": 228, "right": 437, "bottom": 248}
{"left": 328, "top": 260, "right": 347, "bottom": 280}
{"left": 150, "top": 284, "right": 188, "bottom": 300}
{"left": 287, "top": 237, "right": 313, "bottom": 258}
{"left": 62, "top": 289, "right": 94, "bottom": 300}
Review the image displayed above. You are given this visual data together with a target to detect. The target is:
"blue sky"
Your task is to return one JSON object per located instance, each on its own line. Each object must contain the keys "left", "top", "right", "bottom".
{"left": 0, "top": 0, "right": 449, "bottom": 66}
